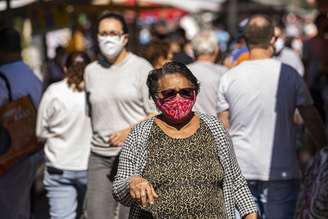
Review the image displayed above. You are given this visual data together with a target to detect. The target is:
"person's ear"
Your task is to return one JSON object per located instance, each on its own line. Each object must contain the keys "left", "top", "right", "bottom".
{"left": 122, "top": 34, "right": 129, "bottom": 45}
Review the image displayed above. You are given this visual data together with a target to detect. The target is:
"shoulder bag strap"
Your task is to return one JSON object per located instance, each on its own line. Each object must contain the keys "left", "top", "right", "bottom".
{"left": 0, "top": 71, "right": 13, "bottom": 101}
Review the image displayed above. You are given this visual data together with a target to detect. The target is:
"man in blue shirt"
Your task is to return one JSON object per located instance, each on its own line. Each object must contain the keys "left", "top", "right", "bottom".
{"left": 0, "top": 27, "right": 42, "bottom": 219}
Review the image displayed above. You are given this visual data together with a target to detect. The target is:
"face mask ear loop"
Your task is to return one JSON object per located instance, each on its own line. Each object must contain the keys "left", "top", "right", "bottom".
{"left": 120, "top": 34, "right": 128, "bottom": 47}
{"left": 192, "top": 90, "right": 196, "bottom": 101}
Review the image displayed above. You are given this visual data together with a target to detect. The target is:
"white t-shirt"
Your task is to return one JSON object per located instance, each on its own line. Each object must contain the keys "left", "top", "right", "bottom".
{"left": 36, "top": 80, "right": 92, "bottom": 171}
{"left": 84, "top": 53, "right": 155, "bottom": 157}
{"left": 188, "top": 61, "right": 227, "bottom": 116}
{"left": 217, "top": 59, "right": 313, "bottom": 181}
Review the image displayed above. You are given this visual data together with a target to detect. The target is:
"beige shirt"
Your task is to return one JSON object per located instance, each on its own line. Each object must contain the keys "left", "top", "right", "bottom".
{"left": 84, "top": 53, "right": 155, "bottom": 157}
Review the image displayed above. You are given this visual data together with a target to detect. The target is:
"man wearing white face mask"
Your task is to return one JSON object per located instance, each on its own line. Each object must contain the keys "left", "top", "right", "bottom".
{"left": 84, "top": 11, "right": 156, "bottom": 219}
{"left": 274, "top": 25, "right": 304, "bottom": 77}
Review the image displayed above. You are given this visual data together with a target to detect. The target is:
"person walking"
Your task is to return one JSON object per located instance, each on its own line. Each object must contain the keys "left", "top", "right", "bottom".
{"left": 188, "top": 31, "right": 227, "bottom": 116}
{"left": 84, "top": 11, "right": 156, "bottom": 219}
{"left": 0, "top": 27, "right": 42, "bottom": 219}
{"left": 217, "top": 15, "right": 326, "bottom": 219}
{"left": 273, "top": 24, "right": 304, "bottom": 76}
{"left": 36, "top": 52, "right": 92, "bottom": 219}
{"left": 113, "top": 62, "right": 258, "bottom": 219}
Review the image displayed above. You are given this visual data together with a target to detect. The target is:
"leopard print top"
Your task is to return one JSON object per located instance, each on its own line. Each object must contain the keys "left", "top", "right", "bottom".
{"left": 141, "top": 119, "right": 226, "bottom": 219}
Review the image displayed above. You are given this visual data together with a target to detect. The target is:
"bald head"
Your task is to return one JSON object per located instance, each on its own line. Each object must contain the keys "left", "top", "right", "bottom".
{"left": 248, "top": 15, "right": 271, "bottom": 27}
{"left": 244, "top": 15, "right": 274, "bottom": 50}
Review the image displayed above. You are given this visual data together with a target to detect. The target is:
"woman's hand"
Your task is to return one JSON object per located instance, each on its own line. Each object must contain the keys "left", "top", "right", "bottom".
{"left": 108, "top": 127, "right": 131, "bottom": 146}
{"left": 129, "top": 176, "right": 158, "bottom": 207}
{"left": 244, "top": 212, "right": 258, "bottom": 219}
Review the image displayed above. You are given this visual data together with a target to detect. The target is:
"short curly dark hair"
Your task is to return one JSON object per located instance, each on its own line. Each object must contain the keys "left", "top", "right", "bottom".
{"left": 146, "top": 62, "right": 200, "bottom": 101}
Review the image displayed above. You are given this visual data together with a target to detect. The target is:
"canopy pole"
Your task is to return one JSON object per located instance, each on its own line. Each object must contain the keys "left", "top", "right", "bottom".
{"left": 39, "top": 0, "right": 49, "bottom": 62}
{"left": 227, "top": 0, "right": 238, "bottom": 36}
{"left": 5, "top": 0, "right": 13, "bottom": 26}
{"left": 6, "top": 0, "right": 10, "bottom": 10}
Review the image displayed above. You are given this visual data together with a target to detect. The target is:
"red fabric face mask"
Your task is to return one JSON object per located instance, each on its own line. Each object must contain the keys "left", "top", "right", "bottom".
{"left": 156, "top": 93, "right": 196, "bottom": 123}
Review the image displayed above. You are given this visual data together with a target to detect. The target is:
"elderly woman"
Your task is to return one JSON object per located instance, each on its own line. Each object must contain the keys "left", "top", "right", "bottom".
{"left": 113, "top": 62, "right": 258, "bottom": 219}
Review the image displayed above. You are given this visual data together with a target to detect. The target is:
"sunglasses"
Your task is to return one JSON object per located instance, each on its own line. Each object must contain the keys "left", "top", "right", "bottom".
{"left": 158, "top": 88, "right": 195, "bottom": 101}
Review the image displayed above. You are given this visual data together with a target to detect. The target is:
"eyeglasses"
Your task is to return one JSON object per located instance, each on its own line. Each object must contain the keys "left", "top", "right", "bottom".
{"left": 98, "top": 31, "right": 125, "bottom": 37}
{"left": 158, "top": 88, "right": 195, "bottom": 101}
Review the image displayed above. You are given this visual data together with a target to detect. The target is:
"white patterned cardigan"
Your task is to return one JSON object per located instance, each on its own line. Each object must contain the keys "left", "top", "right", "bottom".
{"left": 113, "top": 113, "right": 257, "bottom": 219}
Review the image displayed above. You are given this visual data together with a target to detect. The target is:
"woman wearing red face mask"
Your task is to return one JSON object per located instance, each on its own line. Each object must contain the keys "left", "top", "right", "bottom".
{"left": 113, "top": 62, "right": 258, "bottom": 219}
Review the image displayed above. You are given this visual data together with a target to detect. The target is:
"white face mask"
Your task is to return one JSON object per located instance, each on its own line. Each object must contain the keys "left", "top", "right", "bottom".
{"left": 98, "top": 35, "right": 126, "bottom": 59}
{"left": 292, "top": 39, "right": 302, "bottom": 52}
{"left": 274, "top": 37, "right": 284, "bottom": 53}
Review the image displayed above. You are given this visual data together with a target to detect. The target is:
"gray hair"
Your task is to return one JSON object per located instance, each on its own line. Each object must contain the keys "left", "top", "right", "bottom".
{"left": 191, "top": 31, "right": 218, "bottom": 57}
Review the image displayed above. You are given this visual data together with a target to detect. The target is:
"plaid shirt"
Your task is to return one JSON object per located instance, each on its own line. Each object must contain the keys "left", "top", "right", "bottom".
{"left": 113, "top": 113, "right": 257, "bottom": 219}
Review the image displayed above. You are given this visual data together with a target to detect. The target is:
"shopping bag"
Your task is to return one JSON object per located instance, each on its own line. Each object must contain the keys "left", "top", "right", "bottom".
{"left": 0, "top": 73, "right": 41, "bottom": 175}
{"left": 295, "top": 147, "right": 328, "bottom": 219}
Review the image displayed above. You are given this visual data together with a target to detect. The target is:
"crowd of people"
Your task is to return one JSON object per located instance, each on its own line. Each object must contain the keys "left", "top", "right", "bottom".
{"left": 0, "top": 8, "right": 328, "bottom": 219}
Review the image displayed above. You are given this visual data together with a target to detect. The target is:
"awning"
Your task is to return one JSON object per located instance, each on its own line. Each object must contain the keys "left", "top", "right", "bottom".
{"left": 0, "top": 0, "right": 37, "bottom": 11}
{"left": 140, "top": 0, "right": 226, "bottom": 12}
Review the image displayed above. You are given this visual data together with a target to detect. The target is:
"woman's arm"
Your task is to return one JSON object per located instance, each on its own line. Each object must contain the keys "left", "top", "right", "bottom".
{"left": 36, "top": 91, "right": 50, "bottom": 140}
{"left": 108, "top": 113, "right": 156, "bottom": 146}
{"left": 218, "top": 110, "right": 230, "bottom": 129}
{"left": 112, "top": 126, "right": 143, "bottom": 206}
{"left": 36, "top": 88, "right": 63, "bottom": 140}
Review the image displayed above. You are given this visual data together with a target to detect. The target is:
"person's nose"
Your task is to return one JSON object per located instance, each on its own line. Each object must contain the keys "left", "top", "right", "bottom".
{"left": 175, "top": 92, "right": 182, "bottom": 98}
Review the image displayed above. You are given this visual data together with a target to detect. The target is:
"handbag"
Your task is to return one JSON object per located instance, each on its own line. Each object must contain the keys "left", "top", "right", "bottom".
{"left": 295, "top": 147, "right": 328, "bottom": 219}
{"left": 0, "top": 72, "right": 40, "bottom": 175}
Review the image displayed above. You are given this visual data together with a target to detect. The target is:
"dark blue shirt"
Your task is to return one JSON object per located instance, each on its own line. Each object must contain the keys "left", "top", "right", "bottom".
{"left": 0, "top": 61, "right": 42, "bottom": 108}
